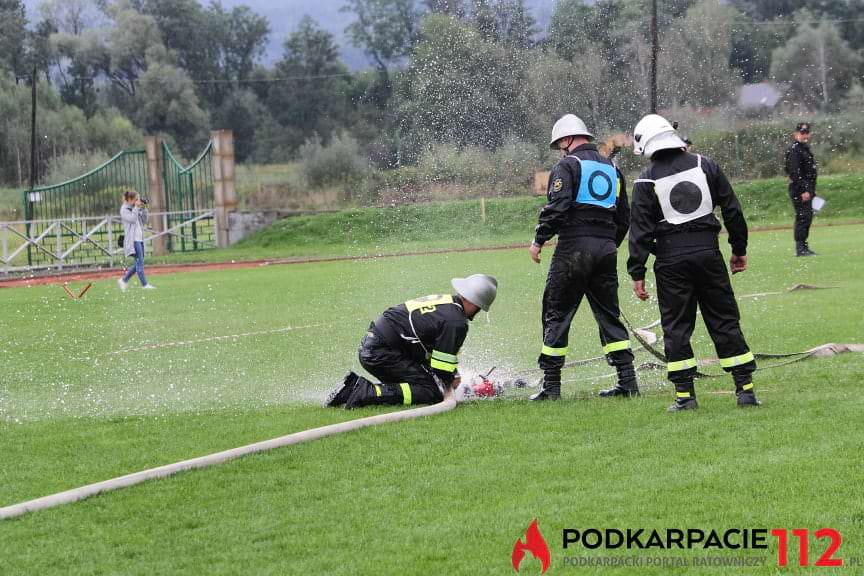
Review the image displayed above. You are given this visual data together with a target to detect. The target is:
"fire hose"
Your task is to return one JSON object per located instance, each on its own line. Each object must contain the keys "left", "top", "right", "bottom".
{"left": 0, "top": 391, "right": 457, "bottom": 521}
{"left": 497, "top": 284, "right": 860, "bottom": 388}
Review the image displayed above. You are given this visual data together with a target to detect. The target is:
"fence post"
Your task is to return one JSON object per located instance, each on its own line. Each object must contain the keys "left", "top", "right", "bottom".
{"left": 107, "top": 217, "right": 115, "bottom": 268}
{"left": 145, "top": 136, "right": 168, "bottom": 256}
{"left": 1, "top": 223, "right": 8, "bottom": 273}
{"left": 211, "top": 129, "right": 236, "bottom": 248}
{"left": 55, "top": 222, "right": 63, "bottom": 270}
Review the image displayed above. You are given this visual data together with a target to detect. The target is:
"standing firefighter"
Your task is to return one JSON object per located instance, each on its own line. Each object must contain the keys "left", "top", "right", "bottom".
{"left": 627, "top": 114, "right": 760, "bottom": 411}
{"left": 528, "top": 114, "right": 638, "bottom": 401}
{"left": 325, "top": 274, "right": 497, "bottom": 409}
{"left": 785, "top": 122, "right": 818, "bottom": 256}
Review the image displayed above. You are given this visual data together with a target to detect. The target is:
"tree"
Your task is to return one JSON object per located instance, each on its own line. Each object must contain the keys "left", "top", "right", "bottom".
{"left": 733, "top": 0, "right": 813, "bottom": 21}
{"left": 728, "top": 15, "right": 787, "bottom": 83}
{"left": 0, "top": 0, "right": 29, "bottom": 82}
{"left": 492, "top": 0, "right": 537, "bottom": 48}
{"left": 138, "top": 0, "right": 269, "bottom": 109}
{"left": 425, "top": 0, "right": 466, "bottom": 18}
{"left": 343, "top": 0, "right": 419, "bottom": 74}
{"left": 136, "top": 59, "right": 209, "bottom": 155}
{"left": 210, "top": 89, "right": 268, "bottom": 162}
{"left": 771, "top": 12, "right": 860, "bottom": 110}
{"left": 39, "top": 0, "right": 104, "bottom": 35}
{"left": 660, "top": 0, "right": 741, "bottom": 108}
{"left": 49, "top": 1, "right": 209, "bottom": 151}
{"left": 406, "top": 14, "right": 531, "bottom": 152}
{"left": 265, "top": 17, "right": 352, "bottom": 153}
{"left": 527, "top": 50, "right": 609, "bottom": 141}
{"left": 469, "top": 0, "right": 492, "bottom": 40}
{"left": 547, "top": 0, "right": 655, "bottom": 128}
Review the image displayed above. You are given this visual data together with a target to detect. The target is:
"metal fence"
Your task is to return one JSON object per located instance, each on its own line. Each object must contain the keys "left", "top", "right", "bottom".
{"left": 0, "top": 210, "right": 216, "bottom": 274}
{"left": 22, "top": 150, "right": 150, "bottom": 267}
{"left": 162, "top": 142, "right": 214, "bottom": 252}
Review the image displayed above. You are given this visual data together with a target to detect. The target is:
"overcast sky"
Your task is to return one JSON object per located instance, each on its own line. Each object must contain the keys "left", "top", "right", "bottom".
{"left": 24, "top": 0, "right": 557, "bottom": 69}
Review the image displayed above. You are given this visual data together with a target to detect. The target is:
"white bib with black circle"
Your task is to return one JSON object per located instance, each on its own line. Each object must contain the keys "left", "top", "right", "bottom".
{"left": 636, "top": 154, "right": 714, "bottom": 225}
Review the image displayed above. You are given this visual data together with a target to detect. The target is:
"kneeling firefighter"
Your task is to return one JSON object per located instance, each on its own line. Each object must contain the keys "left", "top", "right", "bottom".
{"left": 627, "top": 114, "right": 760, "bottom": 411}
{"left": 325, "top": 274, "right": 498, "bottom": 409}
{"left": 529, "top": 114, "right": 639, "bottom": 401}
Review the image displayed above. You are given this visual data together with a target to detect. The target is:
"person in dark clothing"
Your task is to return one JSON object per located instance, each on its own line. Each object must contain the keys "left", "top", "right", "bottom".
{"left": 627, "top": 114, "right": 760, "bottom": 412}
{"left": 528, "top": 114, "right": 638, "bottom": 401}
{"left": 324, "top": 274, "right": 498, "bottom": 409}
{"left": 784, "top": 122, "right": 818, "bottom": 256}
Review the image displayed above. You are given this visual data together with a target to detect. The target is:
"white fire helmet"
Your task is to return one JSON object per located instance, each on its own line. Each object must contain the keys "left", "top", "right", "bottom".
{"left": 451, "top": 274, "right": 497, "bottom": 312}
{"left": 549, "top": 114, "right": 594, "bottom": 148}
{"left": 632, "top": 114, "right": 687, "bottom": 157}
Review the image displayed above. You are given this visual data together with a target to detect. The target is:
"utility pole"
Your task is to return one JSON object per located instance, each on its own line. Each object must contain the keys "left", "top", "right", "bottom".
{"left": 650, "top": 0, "right": 658, "bottom": 113}
{"left": 29, "top": 67, "right": 38, "bottom": 191}
{"left": 27, "top": 67, "right": 38, "bottom": 267}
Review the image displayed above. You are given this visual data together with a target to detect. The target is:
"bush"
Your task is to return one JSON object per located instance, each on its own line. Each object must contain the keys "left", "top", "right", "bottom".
{"left": 414, "top": 139, "right": 541, "bottom": 194}
{"left": 689, "top": 114, "right": 864, "bottom": 180}
{"left": 298, "top": 132, "right": 368, "bottom": 188}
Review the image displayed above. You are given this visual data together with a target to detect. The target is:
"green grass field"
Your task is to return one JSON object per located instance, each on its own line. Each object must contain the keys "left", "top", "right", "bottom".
{"left": 151, "top": 171, "right": 864, "bottom": 265}
{"left": 2, "top": 220, "right": 864, "bottom": 573}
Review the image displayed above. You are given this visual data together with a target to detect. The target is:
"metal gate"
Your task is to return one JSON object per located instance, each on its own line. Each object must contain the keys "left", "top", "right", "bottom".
{"left": 23, "top": 150, "right": 149, "bottom": 267}
{"left": 6, "top": 138, "right": 219, "bottom": 272}
{"left": 162, "top": 142, "right": 215, "bottom": 252}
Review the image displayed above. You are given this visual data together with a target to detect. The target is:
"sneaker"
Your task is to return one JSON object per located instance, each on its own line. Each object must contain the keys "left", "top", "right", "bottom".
{"left": 323, "top": 372, "right": 359, "bottom": 407}
{"left": 117, "top": 278, "right": 128, "bottom": 292}
{"left": 736, "top": 391, "right": 762, "bottom": 407}
{"left": 667, "top": 398, "right": 699, "bottom": 412}
{"left": 599, "top": 385, "right": 641, "bottom": 398}
{"left": 142, "top": 284, "right": 157, "bottom": 290}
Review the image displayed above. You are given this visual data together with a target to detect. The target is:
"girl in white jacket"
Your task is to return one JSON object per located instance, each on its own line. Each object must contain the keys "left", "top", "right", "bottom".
{"left": 118, "top": 190, "right": 155, "bottom": 291}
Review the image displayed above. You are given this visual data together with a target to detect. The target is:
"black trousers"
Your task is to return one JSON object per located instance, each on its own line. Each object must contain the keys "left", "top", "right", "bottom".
{"left": 654, "top": 248, "right": 756, "bottom": 388}
{"left": 790, "top": 191, "right": 813, "bottom": 243}
{"left": 357, "top": 326, "right": 444, "bottom": 405}
{"left": 539, "top": 237, "right": 634, "bottom": 371}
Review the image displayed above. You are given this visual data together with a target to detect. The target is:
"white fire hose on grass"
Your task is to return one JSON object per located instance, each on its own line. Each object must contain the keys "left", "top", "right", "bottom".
{"left": 0, "top": 392, "right": 457, "bottom": 521}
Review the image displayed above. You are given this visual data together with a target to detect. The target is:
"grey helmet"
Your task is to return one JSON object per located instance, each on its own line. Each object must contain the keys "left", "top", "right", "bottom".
{"left": 451, "top": 274, "right": 498, "bottom": 312}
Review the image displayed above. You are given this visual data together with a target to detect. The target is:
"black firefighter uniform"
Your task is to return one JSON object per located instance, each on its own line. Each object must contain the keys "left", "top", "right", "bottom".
{"left": 533, "top": 143, "right": 636, "bottom": 397}
{"left": 784, "top": 136, "right": 818, "bottom": 254}
{"left": 627, "top": 150, "right": 757, "bottom": 405}
{"left": 345, "top": 294, "right": 470, "bottom": 408}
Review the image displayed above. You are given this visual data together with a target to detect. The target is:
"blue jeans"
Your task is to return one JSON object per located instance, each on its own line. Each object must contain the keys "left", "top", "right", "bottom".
{"left": 122, "top": 241, "right": 148, "bottom": 285}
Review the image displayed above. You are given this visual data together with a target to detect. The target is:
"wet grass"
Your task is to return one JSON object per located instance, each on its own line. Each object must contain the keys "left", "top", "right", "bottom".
{"left": 1, "top": 225, "right": 863, "bottom": 574}
{"left": 150, "top": 171, "right": 864, "bottom": 265}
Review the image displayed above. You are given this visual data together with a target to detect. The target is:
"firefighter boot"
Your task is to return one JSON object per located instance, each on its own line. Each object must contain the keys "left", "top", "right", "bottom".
{"left": 530, "top": 369, "right": 561, "bottom": 401}
{"left": 323, "top": 372, "right": 359, "bottom": 407}
{"left": 599, "top": 363, "right": 640, "bottom": 398}
{"left": 796, "top": 242, "right": 815, "bottom": 257}
{"left": 733, "top": 370, "right": 761, "bottom": 407}
{"left": 345, "top": 377, "right": 402, "bottom": 409}
{"left": 667, "top": 382, "right": 698, "bottom": 412}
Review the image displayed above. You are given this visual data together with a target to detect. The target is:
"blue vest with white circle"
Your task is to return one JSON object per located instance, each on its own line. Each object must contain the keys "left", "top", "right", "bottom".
{"left": 569, "top": 156, "right": 619, "bottom": 209}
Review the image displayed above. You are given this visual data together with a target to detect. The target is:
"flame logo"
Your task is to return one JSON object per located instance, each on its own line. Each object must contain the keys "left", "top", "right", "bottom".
{"left": 512, "top": 519, "right": 551, "bottom": 574}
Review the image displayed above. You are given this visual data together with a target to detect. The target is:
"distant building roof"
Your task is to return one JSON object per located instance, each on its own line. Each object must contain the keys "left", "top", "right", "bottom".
{"left": 738, "top": 82, "right": 785, "bottom": 109}
{"left": 738, "top": 82, "right": 783, "bottom": 108}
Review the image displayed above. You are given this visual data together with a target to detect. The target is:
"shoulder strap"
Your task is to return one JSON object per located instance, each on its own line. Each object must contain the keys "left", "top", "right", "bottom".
{"left": 696, "top": 154, "right": 702, "bottom": 168}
